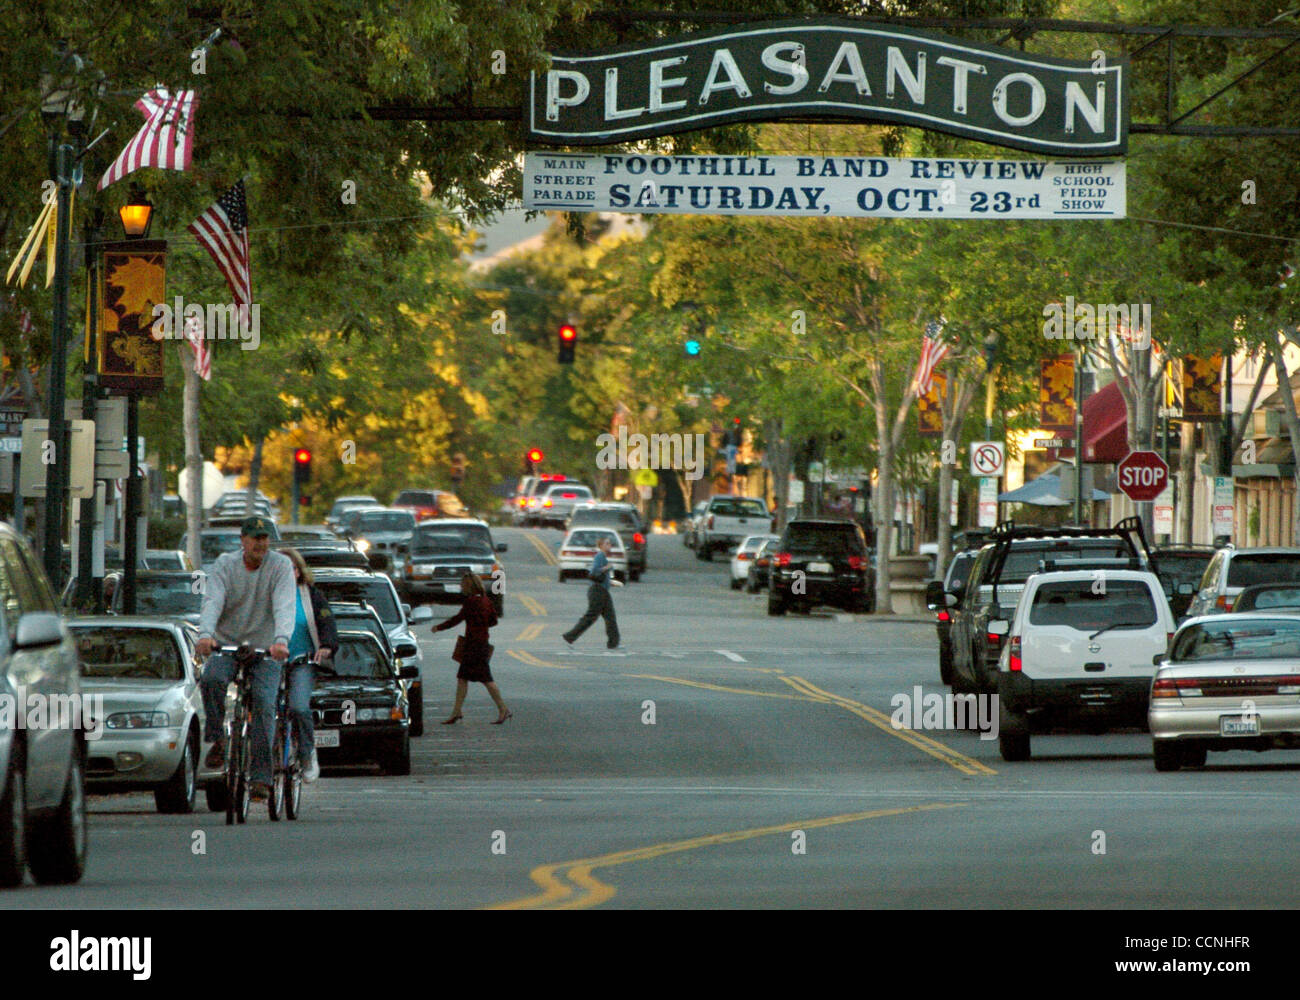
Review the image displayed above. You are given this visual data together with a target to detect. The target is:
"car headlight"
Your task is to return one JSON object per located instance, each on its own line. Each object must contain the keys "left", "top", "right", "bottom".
{"left": 355, "top": 538, "right": 371, "bottom": 553}
{"left": 105, "top": 711, "right": 169, "bottom": 729}
{"left": 474, "top": 563, "right": 493, "bottom": 575}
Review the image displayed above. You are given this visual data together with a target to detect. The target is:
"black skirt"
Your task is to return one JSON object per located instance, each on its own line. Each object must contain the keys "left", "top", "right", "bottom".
{"left": 456, "top": 637, "right": 494, "bottom": 684}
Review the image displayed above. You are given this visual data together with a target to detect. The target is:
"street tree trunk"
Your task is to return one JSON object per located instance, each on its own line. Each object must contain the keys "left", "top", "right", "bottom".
{"left": 1178, "top": 420, "right": 1196, "bottom": 544}
{"left": 1265, "top": 335, "right": 1300, "bottom": 540}
{"left": 935, "top": 364, "right": 984, "bottom": 579}
{"left": 245, "top": 436, "right": 263, "bottom": 511}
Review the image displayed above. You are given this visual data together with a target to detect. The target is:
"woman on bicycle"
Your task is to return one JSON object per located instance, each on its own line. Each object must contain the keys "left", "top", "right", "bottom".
{"left": 433, "top": 572, "right": 510, "bottom": 724}
{"left": 284, "top": 548, "right": 339, "bottom": 781}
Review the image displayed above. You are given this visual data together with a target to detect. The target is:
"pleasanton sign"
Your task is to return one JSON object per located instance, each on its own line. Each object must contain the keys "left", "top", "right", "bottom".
{"left": 527, "top": 19, "right": 1128, "bottom": 156}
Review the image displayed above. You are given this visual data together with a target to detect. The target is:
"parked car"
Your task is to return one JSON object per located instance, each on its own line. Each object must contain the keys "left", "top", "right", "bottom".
{"left": 326, "top": 495, "right": 379, "bottom": 531}
{"left": 400, "top": 518, "right": 508, "bottom": 616}
{"left": 1186, "top": 546, "right": 1300, "bottom": 618}
{"left": 744, "top": 537, "right": 780, "bottom": 593}
{"left": 393, "top": 488, "right": 467, "bottom": 522}
{"left": 567, "top": 503, "right": 647, "bottom": 580}
{"left": 696, "top": 495, "right": 772, "bottom": 561}
{"left": 1150, "top": 612, "right": 1300, "bottom": 770}
{"left": 992, "top": 568, "right": 1175, "bottom": 761}
{"left": 557, "top": 528, "right": 628, "bottom": 583}
{"left": 329, "top": 602, "right": 424, "bottom": 737}
{"left": 311, "top": 631, "right": 415, "bottom": 775}
{"left": 109, "top": 571, "right": 202, "bottom": 625}
{"left": 205, "top": 515, "right": 281, "bottom": 538}
{"left": 338, "top": 507, "right": 416, "bottom": 578}
{"left": 683, "top": 501, "right": 709, "bottom": 549}
{"left": 730, "top": 534, "right": 779, "bottom": 590}
{"left": 1232, "top": 583, "right": 1300, "bottom": 612}
{"left": 144, "top": 549, "right": 193, "bottom": 572}
{"left": 0, "top": 523, "right": 87, "bottom": 887}
{"left": 180, "top": 528, "right": 246, "bottom": 571}
{"left": 1153, "top": 545, "right": 1217, "bottom": 620}
{"left": 528, "top": 481, "right": 594, "bottom": 528}
{"left": 69, "top": 617, "right": 215, "bottom": 813}
{"left": 768, "top": 519, "right": 874, "bottom": 615}
{"left": 934, "top": 518, "right": 1153, "bottom": 696}
{"left": 278, "top": 525, "right": 341, "bottom": 545}
{"left": 932, "top": 547, "right": 980, "bottom": 686}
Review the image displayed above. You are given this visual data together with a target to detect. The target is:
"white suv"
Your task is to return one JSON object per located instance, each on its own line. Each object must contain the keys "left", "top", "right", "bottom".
{"left": 991, "top": 568, "right": 1175, "bottom": 761}
{"left": 1185, "top": 546, "right": 1300, "bottom": 618}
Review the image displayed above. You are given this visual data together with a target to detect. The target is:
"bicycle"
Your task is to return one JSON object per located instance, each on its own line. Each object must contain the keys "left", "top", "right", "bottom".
{"left": 213, "top": 645, "right": 266, "bottom": 826}
{"left": 269, "top": 655, "right": 312, "bottom": 821}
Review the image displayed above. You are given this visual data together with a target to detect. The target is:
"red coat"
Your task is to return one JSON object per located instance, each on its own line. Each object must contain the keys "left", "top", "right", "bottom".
{"left": 433, "top": 594, "right": 498, "bottom": 642}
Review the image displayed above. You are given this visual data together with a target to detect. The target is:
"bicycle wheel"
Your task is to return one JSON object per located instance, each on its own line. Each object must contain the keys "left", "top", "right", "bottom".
{"left": 269, "top": 722, "right": 285, "bottom": 822}
{"left": 224, "top": 715, "right": 239, "bottom": 826}
{"left": 285, "top": 730, "right": 302, "bottom": 821}
{"left": 235, "top": 716, "right": 251, "bottom": 824}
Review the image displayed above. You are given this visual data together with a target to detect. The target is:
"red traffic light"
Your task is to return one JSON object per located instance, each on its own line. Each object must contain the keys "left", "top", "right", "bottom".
{"left": 527, "top": 448, "right": 544, "bottom": 464}
{"left": 559, "top": 324, "right": 576, "bottom": 342}
{"left": 294, "top": 448, "right": 312, "bottom": 465}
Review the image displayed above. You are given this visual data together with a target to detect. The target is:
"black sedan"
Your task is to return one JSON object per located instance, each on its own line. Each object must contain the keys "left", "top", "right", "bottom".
{"left": 311, "top": 631, "right": 416, "bottom": 776}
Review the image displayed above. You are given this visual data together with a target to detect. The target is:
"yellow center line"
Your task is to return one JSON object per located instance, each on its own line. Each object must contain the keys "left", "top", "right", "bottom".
{"left": 507, "top": 649, "right": 573, "bottom": 670}
{"left": 488, "top": 802, "right": 965, "bottom": 910}
{"left": 523, "top": 531, "right": 559, "bottom": 566}
{"left": 782, "top": 676, "right": 996, "bottom": 777}
{"left": 514, "top": 622, "right": 544, "bottom": 641}
{"left": 516, "top": 593, "right": 547, "bottom": 616}
{"left": 625, "top": 672, "right": 817, "bottom": 702}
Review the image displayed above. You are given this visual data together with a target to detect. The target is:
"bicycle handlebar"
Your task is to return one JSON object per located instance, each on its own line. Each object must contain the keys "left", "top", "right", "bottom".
{"left": 211, "top": 645, "right": 312, "bottom": 667}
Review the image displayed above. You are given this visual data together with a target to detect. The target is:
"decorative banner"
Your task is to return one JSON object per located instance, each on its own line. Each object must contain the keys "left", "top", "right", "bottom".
{"left": 527, "top": 20, "right": 1128, "bottom": 155}
{"left": 918, "top": 371, "right": 945, "bottom": 437}
{"left": 98, "top": 241, "right": 166, "bottom": 395}
{"left": 524, "top": 152, "right": 1125, "bottom": 219}
{"left": 1181, "top": 353, "right": 1223, "bottom": 421}
{"left": 1040, "top": 354, "right": 1076, "bottom": 434}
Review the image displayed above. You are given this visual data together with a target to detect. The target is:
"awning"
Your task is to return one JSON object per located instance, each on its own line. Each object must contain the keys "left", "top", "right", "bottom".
{"left": 1082, "top": 379, "right": 1128, "bottom": 463}
{"left": 999, "top": 473, "right": 1110, "bottom": 507}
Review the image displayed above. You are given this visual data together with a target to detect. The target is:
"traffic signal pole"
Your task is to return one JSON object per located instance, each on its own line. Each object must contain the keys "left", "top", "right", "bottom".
{"left": 291, "top": 475, "right": 299, "bottom": 525}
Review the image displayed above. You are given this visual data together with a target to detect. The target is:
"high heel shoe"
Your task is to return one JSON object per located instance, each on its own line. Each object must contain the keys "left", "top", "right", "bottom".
{"left": 491, "top": 710, "right": 514, "bottom": 725}
{"left": 441, "top": 713, "right": 463, "bottom": 725}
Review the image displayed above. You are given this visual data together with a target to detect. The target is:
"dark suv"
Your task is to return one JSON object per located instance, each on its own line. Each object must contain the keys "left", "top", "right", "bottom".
{"left": 933, "top": 548, "right": 980, "bottom": 686}
{"left": 768, "top": 519, "right": 874, "bottom": 615}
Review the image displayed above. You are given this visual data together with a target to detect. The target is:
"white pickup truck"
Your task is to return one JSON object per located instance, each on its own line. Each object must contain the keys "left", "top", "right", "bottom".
{"left": 695, "top": 495, "right": 773, "bottom": 561}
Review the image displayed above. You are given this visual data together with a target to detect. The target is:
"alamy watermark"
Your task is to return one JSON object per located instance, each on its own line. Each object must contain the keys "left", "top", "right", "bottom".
{"left": 1042, "top": 297, "right": 1151, "bottom": 349}
{"left": 0, "top": 688, "right": 106, "bottom": 741}
{"left": 150, "top": 296, "right": 260, "bottom": 350}
{"left": 890, "top": 685, "right": 999, "bottom": 741}
{"left": 595, "top": 426, "right": 707, "bottom": 481}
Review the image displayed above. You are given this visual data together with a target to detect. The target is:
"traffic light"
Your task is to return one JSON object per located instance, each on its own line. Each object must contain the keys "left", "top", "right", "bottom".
{"left": 293, "top": 447, "right": 312, "bottom": 486}
{"left": 525, "top": 447, "right": 544, "bottom": 473}
{"left": 558, "top": 324, "right": 577, "bottom": 364}
{"left": 684, "top": 338, "right": 701, "bottom": 358}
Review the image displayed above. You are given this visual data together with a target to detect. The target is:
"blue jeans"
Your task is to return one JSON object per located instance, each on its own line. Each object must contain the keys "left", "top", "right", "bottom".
{"left": 286, "top": 661, "right": 315, "bottom": 765}
{"left": 200, "top": 654, "right": 282, "bottom": 786}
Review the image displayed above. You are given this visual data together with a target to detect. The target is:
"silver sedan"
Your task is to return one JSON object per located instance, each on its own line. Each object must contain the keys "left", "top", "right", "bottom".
{"left": 1149, "top": 612, "right": 1300, "bottom": 771}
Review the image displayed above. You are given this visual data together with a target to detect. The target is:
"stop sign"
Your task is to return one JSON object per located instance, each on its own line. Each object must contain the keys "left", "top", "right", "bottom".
{"left": 1117, "top": 450, "right": 1169, "bottom": 502}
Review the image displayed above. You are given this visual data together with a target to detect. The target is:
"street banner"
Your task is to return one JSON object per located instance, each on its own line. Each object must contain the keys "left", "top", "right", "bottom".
{"left": 918, "top": 372, "right": 945, "bottom": 437}
{"left": 1181, "top": 353, "right": 1223, "bottom": 421}
{"left": 524, "top": 152, "right": 1125, "bottom": 219}
{"left": 97, "top": 241, "right": 166, "bottom": 395}
{"left": 526, "top": 20, "right": 1128, "bottom": 156}
{"left": 1039, "top": 354, "right": 1076, "bottom": 434}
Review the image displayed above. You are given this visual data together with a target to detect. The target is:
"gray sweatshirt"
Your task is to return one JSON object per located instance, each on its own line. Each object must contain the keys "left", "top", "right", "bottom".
{"left": 198, "top": 549, "right": 296, "bottom": 649}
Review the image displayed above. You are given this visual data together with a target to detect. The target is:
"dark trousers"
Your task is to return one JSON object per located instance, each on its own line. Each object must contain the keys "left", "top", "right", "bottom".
{"left": 564, "top": 584, "right": 619, "bottom": 647}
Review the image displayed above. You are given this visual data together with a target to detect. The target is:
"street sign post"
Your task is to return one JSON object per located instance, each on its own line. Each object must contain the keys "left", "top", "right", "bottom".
{"left": 1117, "top": 450, "right": 1169, "bottom": 503}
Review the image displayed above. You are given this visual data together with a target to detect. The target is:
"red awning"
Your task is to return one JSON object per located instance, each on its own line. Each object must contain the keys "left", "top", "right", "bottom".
{"left": 1082, "top": 379, "right": 1129, "bottom": 463}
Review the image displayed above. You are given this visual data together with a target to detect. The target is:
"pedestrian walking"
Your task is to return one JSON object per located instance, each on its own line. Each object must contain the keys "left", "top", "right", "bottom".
{"left": 433, "top": 572, "right": 511, "bottom": 724}
{"left": 563, "top": 535, "right": 623, "bottom": 649}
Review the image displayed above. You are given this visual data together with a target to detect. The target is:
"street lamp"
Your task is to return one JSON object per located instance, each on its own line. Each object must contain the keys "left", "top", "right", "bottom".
{"left": 118, "top": 188, "right": 153, "bottom": 238}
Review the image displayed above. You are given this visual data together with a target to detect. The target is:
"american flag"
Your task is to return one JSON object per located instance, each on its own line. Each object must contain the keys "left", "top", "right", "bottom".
{"left": 913, "top": 320, "right": 950, "bottom": 397}
{"left": 183, "top": 314, "right": 212, "bottom": 381}
{"left": 98, "top": 89, "right": 199, "bottom": 191}
{"left": 188, "top": 181, "right": 252, "bottom": 325}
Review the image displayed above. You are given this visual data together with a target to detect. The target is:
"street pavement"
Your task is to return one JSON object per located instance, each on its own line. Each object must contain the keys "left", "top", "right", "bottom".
{"left": 5, "top": 525, "right": 1299, "bottom": 909}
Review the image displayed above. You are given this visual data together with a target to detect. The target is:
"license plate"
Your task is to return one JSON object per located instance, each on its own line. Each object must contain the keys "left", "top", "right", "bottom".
{"left": 314, "top": 730, "right": 340, "bottom": 748}
{"left": 1220, "top": 714, "right": 1260, "bottom": 737}
{"left": 808, "top": 562, "right": 832, "bottom": 573}
{"left": 443, "top": 583, "right": 460, "bottom": 593}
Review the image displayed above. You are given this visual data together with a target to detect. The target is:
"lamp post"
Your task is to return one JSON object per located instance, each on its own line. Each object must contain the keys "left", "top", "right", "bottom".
{"left": 115, "top": 189, "right": 153, "bottom": 616}
{"left": 74, "top": 212, "right": 103, "bottom": 610}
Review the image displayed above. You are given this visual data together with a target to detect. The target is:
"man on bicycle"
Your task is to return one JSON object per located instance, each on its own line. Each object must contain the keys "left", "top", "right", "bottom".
{"left": 197, "top": 516, "right": 296, "bottom": 802}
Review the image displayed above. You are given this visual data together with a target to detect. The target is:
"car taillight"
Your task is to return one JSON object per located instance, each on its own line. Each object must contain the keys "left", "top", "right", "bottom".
{"left": 544, "top": 499, "right": 553, "bottom": 507}
{"left": 633, "top": 532, "right": 645, "bottom": 545}
{"left": 848, "top": 555, "right": 863, "bottom": 570}
{"left": 1216, "top": 595, "right": 1231, "bottom": 610}
{"left": 986, "top": 631, "right": 1002, "bottom": 646}
{"left": 518, "top": 497, "right": 526, "bottom": 506}
{"left": 738, "top": 552, "right": 751, "bottom": 560}
{"left": 777, "top": 552, "right": 790, "bottom": 567}
{"left": 707, "top": 515, "right": 715, "bottom": 529}
{"left": 1151, "top": 677, "right": 1181, "bottom": 699}
{"left": 937, "top": 609, "right": 950, "bottom": 622}
{"left": 1009, "top": 636, "right": 1022, "bottom": 671}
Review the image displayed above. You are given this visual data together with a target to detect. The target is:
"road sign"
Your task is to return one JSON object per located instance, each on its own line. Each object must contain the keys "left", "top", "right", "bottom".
{"left": 807, "top": 461, "right": 824, "bottom": 483}
{"left": 977, "top": 477, "right": 998, "bottom": 527}
{"left": 970, "top": 441, "right": 1005, "bottom": 478}
{"left": 1154, "top": 485, "right": 1174, "bottom": 534}
{"left": 1033, "top": 438, "right": 1066, "bottom": 449}
{"left": 1213, "top": 476, "right": 1234, "bottom": 537}
{"left": 632, "top": 468, "right": 659, "bottom": 487}
{"left": 788, "top": 478, "right": 805, "bottom": 504}
{"left": 19, "top": 420, "right": 95, "bottom": 499}
{"left": 178, "top": 461, "right": 225, "bottom": 510}
{"left": 1116, "top": 450, "right": 1169, "bottom": 503}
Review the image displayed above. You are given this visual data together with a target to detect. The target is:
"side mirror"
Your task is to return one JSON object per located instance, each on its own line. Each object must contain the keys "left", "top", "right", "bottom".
{"left": 1152, "top": 654, "right": 1168, "bottom": 666}
{"left": 15, "top": 612, "right": 63, "bottom": 649}
{"left": 401, "top": 603, "right": 412, "bottom": 618}
{"left": 924, "top": 580, "right": 945, "bottom": 610}
{"left": 987, "top": 619, "right": 1010, "bottom": 637}
{"left": 408, "top": 606, "right": 434, "bottom": 624}
{"left": 495, "top": 542, "right": 508, "bottom": 552}
{"left": 394, "top": 641, "right": 419, "bottom": 659}
{"left": 398, "top": 664, "right": 420, "bottom": 679}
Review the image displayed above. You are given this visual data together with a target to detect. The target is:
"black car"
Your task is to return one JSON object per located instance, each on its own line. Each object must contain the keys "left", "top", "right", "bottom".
{"left": 768, "top": 519, "right": 874, "bottom": 615}
{"left": 399, "top": 518, "right": 508, "bottom": 616}
{"left": 933, "top": 548, "right": 979, "bottom": 686}
{"left": 744, "top": 537, "right": 780, "bottom": 593}
{"left": 1231, "top": 583, "right": 1300, "bottom": 612}
{"left": 311, "top": 631, "right": 416, "bottom": 775}
{"left": 1153, "top": 545, "right": 1216, "bottom": 620}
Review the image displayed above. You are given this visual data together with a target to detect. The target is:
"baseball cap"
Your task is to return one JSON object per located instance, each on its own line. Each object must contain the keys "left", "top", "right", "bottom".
{"left": 241, "top": 516, "right": 272, "bottom": 537}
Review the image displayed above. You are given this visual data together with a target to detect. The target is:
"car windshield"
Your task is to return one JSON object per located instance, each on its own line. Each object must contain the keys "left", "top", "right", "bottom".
{"left": 355, "top": 512, "right": 415, "bottom": 532}
{"left": 200, "top": 533, "right": 241, "bottom": 562}
{"left": 280, "top": 528, "right": 334, "bottom": 542}
{"left": 395, "top": 491, "right": 436, "bottom": 506}
{"left": 570, "top": 510, "right": 637, "bottom": 531}
{"left": 1238, "top": 586, "right": 1300, "bottom": 610}
{"left": 1028, "top": 581, "right": 1158, "bottom": 630}
{"left": 324, "top": 637, "right": 390, "bottom": 679}
{"left": 1172, "top": 618, "right": 1300, "bottom": 661}
{"left": 946, "top": 552, "right": 977, "bottom": 588}
{"left": 1226, "top": 555, "right": 1300, "bottom": 587}
{"left": 567, "top": 530, "right": 619, "bottom": 549}
{"left": 998, "top": 542, "right": 1131, "bottom": 584}
{"left": 412, "top": 525, "right": 493, "bottom": 556}
{"left": 113, "top": 578, "right": 201, "bottom": 617}
{"left": 785, "top": 526, "right": 864, "bottom": 554}
{"left": 711, "top": 499, "right": 768, "bottom": 518}
{"left": 313, "top": 579, "right": 400, "bottom": 623}
{"left": 330, "top": 499, "right": 375, "bottom": 517}
{"left": 331, "top": 613, "right": 387, "bottom": 647}
{"left": 1155, "top": 553, "right": 1213, "bottom": 593}
{"left": 547, "top": 486, "right": 592, "bottom": 499}
{"left": 73, "top": 628, "right": 184, "bottom": 680}
{"left": 739, "top": 536, "right": 773, "bottom": 553}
